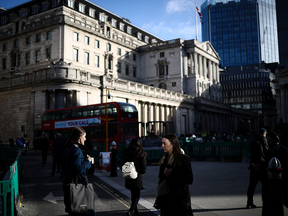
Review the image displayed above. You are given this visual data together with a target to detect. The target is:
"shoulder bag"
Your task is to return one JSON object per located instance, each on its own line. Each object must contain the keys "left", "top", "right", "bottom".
{"left": 66, "top": 176, "right": 95, "bottom": 213}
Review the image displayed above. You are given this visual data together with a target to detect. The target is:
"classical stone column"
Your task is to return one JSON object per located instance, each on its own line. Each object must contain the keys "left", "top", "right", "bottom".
{"left": 198, "top": 55, "right": 202, "bottom": 76}
{"left": 193, "top": 52, "right": 197, "bottom": 75}
{"left": 281, "top": 86, "right": 287, "bottom": 123}
{"left": 203, "top": 57, "right": 207, "bottom": 78}
{"left": 208, "top": 59, "right": 212, "bottom": 81}
{"left": 67, "top": 90, "right": 74, "bottom": 108}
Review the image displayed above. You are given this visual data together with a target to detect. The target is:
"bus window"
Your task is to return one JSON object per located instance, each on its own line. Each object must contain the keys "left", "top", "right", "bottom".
{"left": 54, "top": 111, "right": 62, "bottom": 120}
{"left": 63, "top": 109, "right": 72, "bottom": 119}
{"left": 87, "top": 106, "right": 94, "bottom": 117}
{"left": 43, "top": 112, "right": 51, "bottom": 121}
{"left": 94, "top": 106, "right": 101, "bottom": 116}
{"left": 83, "top": 107, "right": 87, "bottom": 117}
{"left": 51, "top": 111, "right": 60, "bottom": 120}
{"left": 120, "top": 104, "right": 138, "bottom": 118}
{"left": 71, "top": 108, "right": 82, "bottom": 118}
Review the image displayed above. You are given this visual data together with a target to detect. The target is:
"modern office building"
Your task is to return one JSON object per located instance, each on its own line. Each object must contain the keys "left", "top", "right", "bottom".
{"left": 0, "top": 0, "right": 258, "bottom": 144}
{"left": 201, "top": 0, "right": 279, "bottom": 68}
{"left": 276, "top": 0, "right": 288, "bottom": 68}
{"left": 220, "top": 63, "right": 277, "bottom": 128}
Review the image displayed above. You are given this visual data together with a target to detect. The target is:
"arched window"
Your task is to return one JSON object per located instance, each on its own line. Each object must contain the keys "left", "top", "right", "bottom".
{"left": 159, "top": 82, "right": 167, "bottom": 89}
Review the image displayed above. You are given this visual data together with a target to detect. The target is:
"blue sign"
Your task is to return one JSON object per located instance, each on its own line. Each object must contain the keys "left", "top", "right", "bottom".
{"left": 55, "top": 118, "right": 101, "bottom": 129}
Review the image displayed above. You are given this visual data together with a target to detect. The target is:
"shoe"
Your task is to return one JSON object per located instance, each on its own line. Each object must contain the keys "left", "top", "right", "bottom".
{"left": 126, "top": 210, "right": 134, "bottom": 216}
{"left": 134, "top": 210, "right": 141, "bottom": 216}
{"left": 246, "top": 203, "right": 256, "bottom": 208}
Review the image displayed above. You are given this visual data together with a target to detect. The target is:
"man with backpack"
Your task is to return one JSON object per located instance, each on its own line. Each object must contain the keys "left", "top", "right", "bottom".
{"left": 246, "top": 128, "right": 269, "bottom": 208}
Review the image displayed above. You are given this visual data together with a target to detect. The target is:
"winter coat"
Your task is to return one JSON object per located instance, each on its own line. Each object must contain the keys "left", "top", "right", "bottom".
{"left": 52, "top": 138, "right": 65, "bottom": 158}
{"left": 156, "top": 153, "right": 193, "bottom": 216}
{"left": 122, "top": 149, "right": 147, "bottom": 190}
{"left": 250, "top": 134, "right": 268, "bottom": 170}
{"left": 61, "top": 143, "right": 91, "bottom": 187}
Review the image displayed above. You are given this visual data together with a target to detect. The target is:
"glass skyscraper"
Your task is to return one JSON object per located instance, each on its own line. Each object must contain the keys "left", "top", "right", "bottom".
{"left": 201, "top": 0, "right": 279, "bottom": 68}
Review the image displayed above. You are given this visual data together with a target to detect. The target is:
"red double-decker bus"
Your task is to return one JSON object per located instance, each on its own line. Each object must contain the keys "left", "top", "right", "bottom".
{"left": 41, "top": 102, "right": 139, "bottom": 150}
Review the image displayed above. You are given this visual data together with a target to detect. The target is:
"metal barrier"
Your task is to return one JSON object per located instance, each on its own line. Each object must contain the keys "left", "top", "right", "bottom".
{"left": 0, "top": 147, "right": 22, "bottom": 216}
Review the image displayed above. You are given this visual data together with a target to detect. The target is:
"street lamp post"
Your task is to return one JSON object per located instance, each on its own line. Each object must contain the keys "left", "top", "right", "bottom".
{"left": 102, "top": 87, "right": 113, "bottom": 152}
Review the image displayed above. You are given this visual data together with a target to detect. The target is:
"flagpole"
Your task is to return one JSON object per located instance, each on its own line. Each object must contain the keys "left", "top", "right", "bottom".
{"left": 195, "top": 2, "right": 198, "bottom": 41}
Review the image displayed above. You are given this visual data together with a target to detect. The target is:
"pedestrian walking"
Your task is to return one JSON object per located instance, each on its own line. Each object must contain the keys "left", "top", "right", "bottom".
{"left": 246, "top": 128, "right": 268, "bottom": 208}
{"left": 154, "top": 134, "right": 194, "bottom": 216}
{"left": 62, "top": 127, "right": 96, "bottom": 216}
{"left": 40, "top": 134, "right": 50, "bottom": 165}
{"left": 51, "top": 133, "right": 65, "bottom": 177}
{"left": 122, "top": 138, "right": 147, "bottom": 216}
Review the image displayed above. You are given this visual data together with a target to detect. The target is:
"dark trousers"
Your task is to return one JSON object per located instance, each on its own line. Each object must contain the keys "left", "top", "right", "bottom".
{"left": 52, "top": 157, "right": 61, "bottom": 175}
{"left": 129, "top": 188, "right": 141, "bottom": 212}
{"left": 41, "top": 150, "right": 48, "bottom": 164}
{"left": 247, "top": 167, "right": 266, "bottom": 204}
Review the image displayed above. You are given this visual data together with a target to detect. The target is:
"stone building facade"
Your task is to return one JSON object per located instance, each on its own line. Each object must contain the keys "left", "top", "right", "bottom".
{"left": 0, "top": 0, "right": 257, "bottom": 145}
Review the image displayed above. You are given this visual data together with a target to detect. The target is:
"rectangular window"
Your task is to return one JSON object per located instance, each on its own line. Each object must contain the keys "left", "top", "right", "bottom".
{"left": 46, "top": 47, "right": 51, "bottom": 60}
{"left": 133, "top": 67, "right": 136, "bottom": 77}
{"left": 120, "top": 23, "right": 124, "bottom": 31}
{"left": 25, "top": 53, "right": 30, "bottom": 65}
{"left": 137, "top": 33, "right": 142, "bottom": 40}
{"left": 85, "top": 52, "right": 89, "bottom": 65}
{"left": 73, "top": 49, "right": 78, "bottom": 62}
{"left": 26, "top": 37, "right": 30, "bottom": 45}
{"left": 125, "top": 51, "right": 129, "bottom": 59}
{"left": 36, "top": 50, "right": 41, "bottom": 63}
{"left": 133, "top": 53, "right": 136, "bottom": 61}
{"left": 2, "top": 58, "right": 6, "bottom": 70}
{"left": 107, "top": 43, "right": 111, "bottom": 51}
{"left": 118, "top": 48, "right": 121, "bottom": 55}
{"left": 32, "top": 6, "right": 38, "bottom": 14}
{"left": 125, "top": 64, "right": 129, "bottom": 75}
{"left": 79, "top": 4, "right": 85, "bottom": 13}
{"left": 117, "top": 62, "right": 121, "bottom": 73}
{"left": 95, "top": 40, "right": 99, "bottom": 48}
{"left": 20, "top": 10, "right": 27, "bottom": 18}
{"left": 46, "top": 31, "right": 52, "bottom": 40}
{"left": 9, "top": 14, "right": 15, "bottom": 22}
{"left": 42, "top": 2, "right": 48, "bottom": 10}
{"left": 68, "top": 0, "right": 74, "bottom": 8}
{"left": 112, "top": 19, "right": 117, "bottom": 27}
{"left": 160, "top": 52, "right": 164, "bottom": 57}
{"left": 14, "top": 40, "right": 18, "bottom": 48}
{"left": 145, "top": 36, "right": 149, "bottom": 43}
{"left": 99, "top": 13, "right": 107, "bottom": 22}
{"left": 73, "top": 32, "right": 78, "bottom": 41}
{"left": 36, "top": 34, "right": 41, "bottom": 43}
{"left": 127, "top": 27, "right": 131, "bottom": 34}
{"left": 95, "top": 55, "right": 99, "bottom": 67}
{"left": 3, "top": 43, "right": 7, "bottom": 51}
{"left": 1, "top": 17, "right": 7, "bottom": 25}
{"left": 89, "top": 8, "right": 95, "bottom": 17}
{"left": 52, "top": 0, "right": 58, "bottom": 7}
{"left": 85, "top": 36, "right": 89, "bottom": 45}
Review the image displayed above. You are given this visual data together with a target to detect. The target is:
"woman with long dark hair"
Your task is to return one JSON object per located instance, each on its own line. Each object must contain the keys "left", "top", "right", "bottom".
{"left": 62, "top": 127, "right": 96, "bottom": 216}
{"left": 122, "top": 138, "right": 147, "bottom": 216}
{"left": 154, "top": 134, "right": 194, "bottom": 216}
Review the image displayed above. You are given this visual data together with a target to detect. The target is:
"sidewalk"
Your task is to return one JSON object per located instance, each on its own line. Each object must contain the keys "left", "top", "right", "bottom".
{"left": 96, "top": 161, "right": 288, "bottom": 216}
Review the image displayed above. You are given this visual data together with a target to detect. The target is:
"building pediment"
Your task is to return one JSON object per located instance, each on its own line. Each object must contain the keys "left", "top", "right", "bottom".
{"left": 198, "top": 41, "right": 220, "bottom": 60}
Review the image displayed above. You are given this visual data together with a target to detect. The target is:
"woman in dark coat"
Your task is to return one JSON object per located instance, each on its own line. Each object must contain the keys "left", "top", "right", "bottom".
{"left": 62, "top": 127, "right": 96, "bottom": 216}
{"left": 122, "top": 138, "right": 147, "bottom": 216}
{"left": 154, "top": 134, "right": 194, "bottom": 216}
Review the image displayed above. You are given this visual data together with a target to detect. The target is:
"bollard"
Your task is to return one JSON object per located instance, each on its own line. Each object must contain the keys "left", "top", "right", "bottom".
{"left": 262, "top": 157, "right": 284, "bottom": 216}
{"left": 110, "top": 141, "right": 118, "bottom": 177}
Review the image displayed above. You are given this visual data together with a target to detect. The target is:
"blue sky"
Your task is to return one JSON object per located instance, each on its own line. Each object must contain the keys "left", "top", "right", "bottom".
{"left": 0, "top": 0, "right": 206, "bottom": 41}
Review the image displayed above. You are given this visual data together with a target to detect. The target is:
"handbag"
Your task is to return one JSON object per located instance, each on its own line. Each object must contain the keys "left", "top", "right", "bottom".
{"left": 122, "top": 161, "right": 138, "bottom": 179}
{"left": 153, "top": 179, "right": 172, "bottom": 210}
{"left": 66, "top": 176, "right": 95, "bottom": 214}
